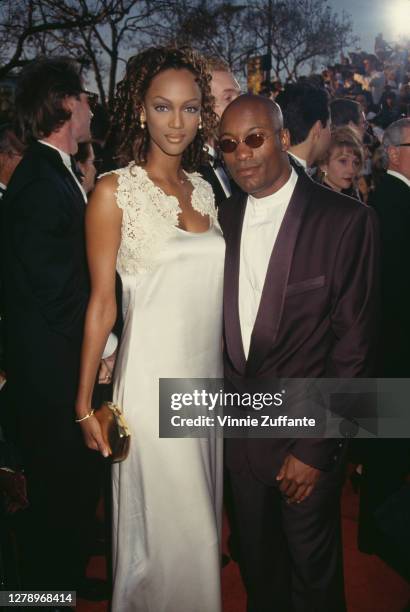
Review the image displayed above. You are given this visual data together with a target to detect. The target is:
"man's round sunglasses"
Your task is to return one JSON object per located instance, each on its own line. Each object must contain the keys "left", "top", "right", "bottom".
{"left": 218, "top": 132, "right": 274, "bottom": 154}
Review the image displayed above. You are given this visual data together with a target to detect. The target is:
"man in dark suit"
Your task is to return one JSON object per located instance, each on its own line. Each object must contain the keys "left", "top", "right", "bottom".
{"left": 0, "top": 125, "right": 24, "bottom": 375}
{"left": 276, "top": 82, "right": 331, "bottom": 175}
{"left": 359, "top": 118, "right": 410, "bottom": 570}
{"left": 0, "top": 57, "right": 104, "bottom": 594}
{"left": 199, "top": 57, "right": 241, "bottom": 207}
{"left": 370, "top": 118, "right": 410, "bottom": 375}
{"left": 218, "top": 95, "right": 379, "bottom": 612}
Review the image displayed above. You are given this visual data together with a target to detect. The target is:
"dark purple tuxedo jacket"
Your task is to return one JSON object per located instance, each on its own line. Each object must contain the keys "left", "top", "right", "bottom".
{"left": 219, "top": 171, "right": 379, "bottom": 482}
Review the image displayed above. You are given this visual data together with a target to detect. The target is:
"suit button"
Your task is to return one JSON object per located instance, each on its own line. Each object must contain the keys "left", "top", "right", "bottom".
{"left": 338, "top": 442, "right": 343, "bottom": 447}
{"left": 333, "top": 455, "right": 338, "bottom": 461}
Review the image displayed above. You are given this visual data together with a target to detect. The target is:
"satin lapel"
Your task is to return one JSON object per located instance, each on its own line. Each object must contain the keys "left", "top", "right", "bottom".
{"left": 246, "top": 173, "right": 313, "bottom": 377}
{"left": 223, "top": 192, "right": 247, "bottom": 375}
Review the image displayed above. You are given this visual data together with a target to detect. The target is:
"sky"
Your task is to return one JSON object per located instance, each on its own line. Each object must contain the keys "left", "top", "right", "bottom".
{"left": 327, "top": 0, "right": 410, "bottom": 53}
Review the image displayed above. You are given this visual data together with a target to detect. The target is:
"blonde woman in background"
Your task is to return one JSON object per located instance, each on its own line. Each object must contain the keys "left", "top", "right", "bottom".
{"left": 317, "top": 126, "right": 364, "bottom": 200}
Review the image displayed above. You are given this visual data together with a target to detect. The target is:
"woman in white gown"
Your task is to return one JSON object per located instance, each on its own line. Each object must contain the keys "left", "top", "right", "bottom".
{"left": 75, "top": 47, "right": 224, "bottom": 612}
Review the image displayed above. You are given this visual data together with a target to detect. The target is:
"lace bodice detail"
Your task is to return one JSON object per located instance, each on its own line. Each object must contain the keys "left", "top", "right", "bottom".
{"left": 104, "top": 163, "right": 218, "bottom": 275}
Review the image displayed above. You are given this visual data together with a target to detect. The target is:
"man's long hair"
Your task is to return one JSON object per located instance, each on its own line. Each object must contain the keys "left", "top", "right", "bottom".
{"left": 15, "top": 57, "right": 83, "bottom": 145}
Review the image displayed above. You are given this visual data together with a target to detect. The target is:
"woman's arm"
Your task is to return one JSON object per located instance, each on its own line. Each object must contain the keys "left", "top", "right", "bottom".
{"left": 75, "top": 173, "right": 122, "bottom": 456}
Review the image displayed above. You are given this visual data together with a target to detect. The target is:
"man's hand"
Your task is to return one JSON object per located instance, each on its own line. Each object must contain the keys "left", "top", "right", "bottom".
{"left": 276, "top": 454, "right": 321, "bottom": 504}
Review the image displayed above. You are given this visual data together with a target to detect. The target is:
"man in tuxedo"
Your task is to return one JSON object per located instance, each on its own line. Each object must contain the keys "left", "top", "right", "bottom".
{"left": 359, "top": 118, "right": 410, "bottom": 568}
{"left": 0, "top": 126, "right": 24, "bottom": 374}
{"left": 0, "top": 57, "right": 102, "bottom": 594}
{"left": 218, "top": 95, "right": 379, "bottom": 612}
{"left": 276, "top": 82, "right": 331, "bottom": 174}
{"left": 199, "top": 57, "right": 241, "bottom": 207}
{"left": 370, "top": 117, "right": 410, "bottom": 375}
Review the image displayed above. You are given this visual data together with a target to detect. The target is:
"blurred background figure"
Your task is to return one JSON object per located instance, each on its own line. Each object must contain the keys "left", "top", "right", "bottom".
{"left": 0, "top": 125, "right": 24, "bottom": 198}
{"left": 75, "top": 141, "right": 97, "bottom": 195}
{"left": 359, "top": 118, "right": 410, "bottom": 580}
{"left": 354, "top": 55, "right": 386, "bottom": 107}
{"left": 1, "top": 57, "right": 104, "bottom": 597}
{"left": 260, "top": 79, "right": 283, "bottom": 100}
{"left": 208, "top": 56, "right": 241, "bottom": 118}
{"left": 357, "top": 174, "right": 373, "bottom": 204}
{"left": 317, "top": 126, "right": 364, "bottom": 199}
{"left": 276, "top": 82, "right": 331, "bottom": 173}
{"left": 330, "top": 98, "right": 367, "bottom": 141}
{"left": 199, "top": 56, "right": 241, "bottom": 207}
{"left": 374, "top": 91, "right": 402, "bottom": 129}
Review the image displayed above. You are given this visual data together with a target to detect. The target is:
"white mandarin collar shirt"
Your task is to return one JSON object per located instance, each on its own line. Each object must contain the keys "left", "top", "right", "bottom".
{"left": 239, "top": 168, "right": 298, "bottom": 358}
{"left": 38, "top": 140, "right": 87, "bottom": 202}
{"left": 387, "top": 169, "right": 410, "bottom": 189}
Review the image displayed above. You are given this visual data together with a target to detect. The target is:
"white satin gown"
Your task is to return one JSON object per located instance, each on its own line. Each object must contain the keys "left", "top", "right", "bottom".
{"left": 108, "top": 164, "right": 224, "bottom": 612}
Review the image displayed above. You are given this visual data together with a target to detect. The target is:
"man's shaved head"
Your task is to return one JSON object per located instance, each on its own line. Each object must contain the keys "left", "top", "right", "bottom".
{"left": 220, "top": 94, "right": 283, "bottom": 134}
{"left": 218, "top": 94, "right": 290, "bottom": 198}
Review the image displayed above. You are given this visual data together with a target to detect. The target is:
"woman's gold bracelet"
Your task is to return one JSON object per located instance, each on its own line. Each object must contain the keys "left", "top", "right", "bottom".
{"left": 75, "top": 409, "right": 95, "bottom": 423}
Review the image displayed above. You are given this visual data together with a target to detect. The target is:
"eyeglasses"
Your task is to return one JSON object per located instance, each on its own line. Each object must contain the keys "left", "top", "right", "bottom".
{"left": 396, "top": 143, "right": 410, "bottom": 147}
{"left": 218, "top": 132, "right": 275, "bottom": 154}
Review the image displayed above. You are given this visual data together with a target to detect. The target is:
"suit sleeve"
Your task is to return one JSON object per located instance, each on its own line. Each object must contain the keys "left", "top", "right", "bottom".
{"left": 328, "top": 206, "right": 380, "bottom": 376}
{"left": 291, "top": 206, "right": 380, "bottom": 470}
{"left": 11, "top": 178, "right": 87, "bottom": 338}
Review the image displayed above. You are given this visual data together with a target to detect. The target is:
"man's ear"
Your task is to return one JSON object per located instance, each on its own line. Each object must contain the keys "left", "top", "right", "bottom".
{"left": 310, "top": 119, "right": 323, "bottom": 144}
{"left": 280, "top": 128, "right": 291, "bottom": 151}
{"left": 387, "top": 145, "right": 399, "bottom": 167}
{"left": 63, "top": 95, "right": 76, "bottom": 113}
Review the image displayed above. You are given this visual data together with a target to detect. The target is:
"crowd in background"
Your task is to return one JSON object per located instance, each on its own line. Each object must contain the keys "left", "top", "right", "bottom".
{"left": 259, "top": 36, "right": 410, "bottom": 202}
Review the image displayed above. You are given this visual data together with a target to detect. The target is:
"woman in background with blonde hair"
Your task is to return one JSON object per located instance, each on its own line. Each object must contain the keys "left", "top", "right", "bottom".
{"left": 317, "top": 125, "right": 364, "bottom": 200}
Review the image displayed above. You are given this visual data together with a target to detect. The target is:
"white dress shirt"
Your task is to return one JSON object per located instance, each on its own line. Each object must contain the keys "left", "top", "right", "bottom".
{"left": 387, "top": 169, "right": 410, "bottom": 189}
{"left": 239, "top": 168, "right": 298, "bottom": 358}
{"left": 288, "top": 151, "right": 307, "bottom": 169}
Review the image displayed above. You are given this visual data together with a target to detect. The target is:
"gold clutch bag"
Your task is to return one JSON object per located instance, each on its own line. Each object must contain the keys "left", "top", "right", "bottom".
{"left": 94, "top": 401, "right": 130, "bottom": 463}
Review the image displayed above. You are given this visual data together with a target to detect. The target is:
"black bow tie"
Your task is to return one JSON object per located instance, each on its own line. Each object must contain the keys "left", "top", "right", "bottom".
{"left": 70, "top": 155, "right": 84, "bottom": 182}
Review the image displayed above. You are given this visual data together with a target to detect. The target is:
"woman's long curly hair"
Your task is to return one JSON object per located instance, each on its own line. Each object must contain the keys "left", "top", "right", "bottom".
{"left": 110, "top": 46, "right": 218, "bottom": 171}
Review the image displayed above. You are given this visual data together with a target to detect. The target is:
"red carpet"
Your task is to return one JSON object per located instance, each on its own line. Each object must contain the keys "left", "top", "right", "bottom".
{"left": 78, "top": 474, "right": 410, "bottom": 612}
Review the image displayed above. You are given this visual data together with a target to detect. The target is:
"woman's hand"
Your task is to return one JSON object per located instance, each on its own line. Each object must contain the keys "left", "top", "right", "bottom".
{"left": 79, "top": 415, "right": 112, "bottom": 458}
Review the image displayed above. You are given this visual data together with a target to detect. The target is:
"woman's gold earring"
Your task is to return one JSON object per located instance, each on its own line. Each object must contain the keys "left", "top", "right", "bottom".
{"left": 198, "top": 117, "right": 203, "bottom": 131}
{"left": 140, "top": 115, "right": 146, "bottom": 129}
